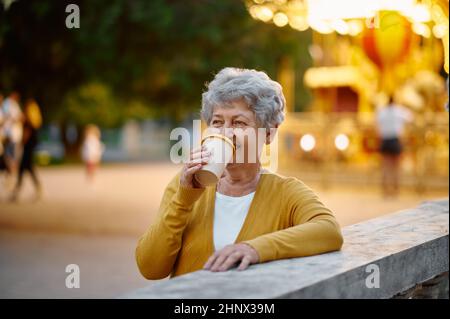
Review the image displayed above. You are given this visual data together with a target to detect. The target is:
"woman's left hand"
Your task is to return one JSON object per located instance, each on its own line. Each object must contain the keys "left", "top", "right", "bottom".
{"left": 203, "top": 243, "right": 260, "bottom": 272}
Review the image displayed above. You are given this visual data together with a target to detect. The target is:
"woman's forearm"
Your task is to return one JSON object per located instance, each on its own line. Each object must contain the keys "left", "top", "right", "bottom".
{"left": 242, "top": 216, "right": 343, "bottom": 263}
{"left": 135, "top": 184, "right": 204, "bottom": 280}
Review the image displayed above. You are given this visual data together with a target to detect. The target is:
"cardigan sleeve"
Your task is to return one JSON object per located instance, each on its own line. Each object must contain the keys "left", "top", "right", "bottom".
{"left": 135, "top": 171, "right": 205, "bottom": 279}
{"left": 241, "top": 178, "right": 344, "bottom": 263}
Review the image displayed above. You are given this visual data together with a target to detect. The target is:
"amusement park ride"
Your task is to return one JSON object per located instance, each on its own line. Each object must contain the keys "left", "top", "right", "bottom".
{"left": 246, "top": 0, "right": 449, "bottom": 191}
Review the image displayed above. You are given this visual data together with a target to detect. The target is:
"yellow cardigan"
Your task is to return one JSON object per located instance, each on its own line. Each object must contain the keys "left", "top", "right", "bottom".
{"left": 136, "top": 170, "right": 343, "bottom": 279}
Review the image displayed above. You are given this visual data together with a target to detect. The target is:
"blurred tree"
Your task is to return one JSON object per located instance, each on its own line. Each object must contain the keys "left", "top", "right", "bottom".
{"left": 0, "top": 0, "right": 312, "bottom": 129}
{"left": 63, "top": 82, "right": 120, "bottom": 128}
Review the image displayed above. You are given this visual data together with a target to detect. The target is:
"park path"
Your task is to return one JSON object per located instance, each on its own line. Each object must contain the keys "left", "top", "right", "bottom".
{"left": 0, "top": 163, "right": 446, "bottom": 298}
{"left": 1, "top": 162, "right": 444, "bottom": 234}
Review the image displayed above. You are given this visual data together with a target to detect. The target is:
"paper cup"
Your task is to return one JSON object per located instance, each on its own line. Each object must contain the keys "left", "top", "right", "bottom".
{"left": 194, "top": 134, "right": 235, "bottom": 187}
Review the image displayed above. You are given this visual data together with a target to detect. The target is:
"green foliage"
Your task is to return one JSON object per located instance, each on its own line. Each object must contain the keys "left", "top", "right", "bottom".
{"left": 61, "top": 82, "right": 120, "bottom": 127}
{"left": 0, "top": 0, "right": 312, "bottom": 126}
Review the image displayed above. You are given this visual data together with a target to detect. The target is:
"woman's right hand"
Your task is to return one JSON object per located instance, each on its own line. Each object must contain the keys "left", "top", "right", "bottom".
{"left": 180, "top": 145, "right": 211, "bottom": 188}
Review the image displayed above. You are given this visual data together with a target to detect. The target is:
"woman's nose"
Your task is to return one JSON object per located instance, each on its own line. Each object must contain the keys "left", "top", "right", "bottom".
{"left": 220, "top": 127, "right": 236, "bottom": 147}
{"left": 220, "top": 126, "right": 234, "bottom": 139}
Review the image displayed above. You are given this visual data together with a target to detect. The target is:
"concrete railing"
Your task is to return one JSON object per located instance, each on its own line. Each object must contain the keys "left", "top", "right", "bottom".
{"left": 122, "top": 198, "right": 449, "bottom": 299}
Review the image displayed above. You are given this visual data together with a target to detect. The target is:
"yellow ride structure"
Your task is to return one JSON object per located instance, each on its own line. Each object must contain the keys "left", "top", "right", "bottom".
{"left": 246, "top": 0, "right": 449, "bottom": 192}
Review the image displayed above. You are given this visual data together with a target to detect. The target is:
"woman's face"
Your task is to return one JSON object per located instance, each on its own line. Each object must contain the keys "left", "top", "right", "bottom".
{"left": 207, "top": 99, "right": 266, "bottom": 165}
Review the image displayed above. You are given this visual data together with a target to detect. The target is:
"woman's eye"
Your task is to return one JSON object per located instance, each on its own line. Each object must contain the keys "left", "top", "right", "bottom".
{"left": 234, "top": 121, "right": 246, "bottom": 126}
{"left": 212, "top": 120, "right": 223, "bottom": 125}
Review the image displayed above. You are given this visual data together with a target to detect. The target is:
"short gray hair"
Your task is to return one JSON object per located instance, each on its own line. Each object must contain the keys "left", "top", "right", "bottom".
{"left": 201, "top": 67, "right": 286, "bottom": 128}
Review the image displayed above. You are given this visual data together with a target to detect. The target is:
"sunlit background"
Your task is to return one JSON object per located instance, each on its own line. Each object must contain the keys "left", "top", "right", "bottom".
{"left": 0, "top": 0, "right": 448, "bottom": 298}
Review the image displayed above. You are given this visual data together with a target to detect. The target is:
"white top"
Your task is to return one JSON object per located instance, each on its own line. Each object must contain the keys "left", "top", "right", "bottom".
{"left": 213, "top": 191, "right": 255, "bottom": 251}
{"left": 376, "top": 104, "right": 414, "bottom": 139}
{"left": 1, "top": 98, "right": 23, "bottom": 143}
{"left": 81, "top": 135, "right": 105, "bottom": 163}
{"left": 2, "top": 98, "right": 22, "bottom": 120}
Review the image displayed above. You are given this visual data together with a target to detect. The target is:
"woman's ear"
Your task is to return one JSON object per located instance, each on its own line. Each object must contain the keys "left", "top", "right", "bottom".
{"left": 265, "top": 125, "right": 279, "bottom": 144}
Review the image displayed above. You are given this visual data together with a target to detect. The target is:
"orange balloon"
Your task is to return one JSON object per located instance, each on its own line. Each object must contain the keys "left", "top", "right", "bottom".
{"left": 362, "top": 11, "right": 413, "bottom": 69}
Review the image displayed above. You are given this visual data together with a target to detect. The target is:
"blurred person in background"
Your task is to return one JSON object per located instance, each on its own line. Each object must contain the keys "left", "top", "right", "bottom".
{"left": 376, "top": 95, "right": 414, "bottom": 198}
{"left": 9, "top": 98, "right": 43, "bottom": 202}
{"left": 1, "top": 91, "right": 23, "bottom": 189}
{"left": 81, "top": 124, "right": 105, "bottom": 184}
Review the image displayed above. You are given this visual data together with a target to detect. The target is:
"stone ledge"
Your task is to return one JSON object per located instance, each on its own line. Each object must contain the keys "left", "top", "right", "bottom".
{"left": 121, "top": 198, "right": 449, "bottom": 299}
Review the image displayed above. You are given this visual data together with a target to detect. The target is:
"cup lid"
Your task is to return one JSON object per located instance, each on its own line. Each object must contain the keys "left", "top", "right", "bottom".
{"left": 201, "top": 134, "right": 236, "bottom": 153}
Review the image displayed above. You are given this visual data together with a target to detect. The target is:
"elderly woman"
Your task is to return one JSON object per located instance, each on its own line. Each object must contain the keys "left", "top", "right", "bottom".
{"left": 136, "top": 67, "right": 343, "bottom": 279}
